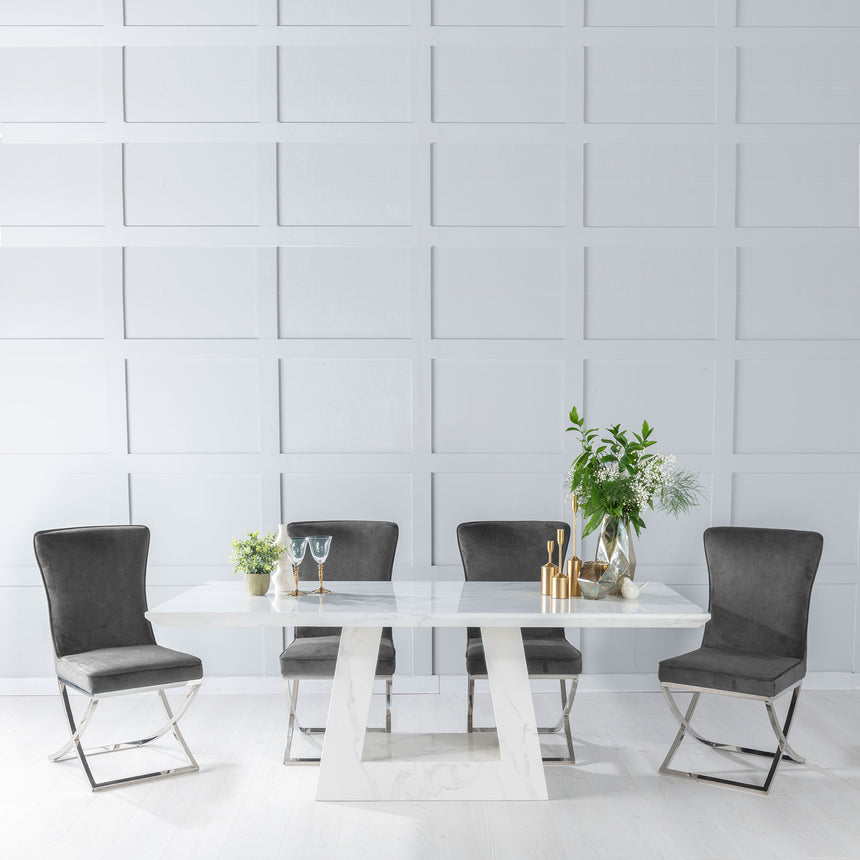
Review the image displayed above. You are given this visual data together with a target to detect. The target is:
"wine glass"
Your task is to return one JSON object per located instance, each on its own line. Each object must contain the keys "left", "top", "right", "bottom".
{"left": 287, "top": 537, "right": 308, "bottom": 597}
{"left": 307, "top": 535, "right": 332, "bottom": 595}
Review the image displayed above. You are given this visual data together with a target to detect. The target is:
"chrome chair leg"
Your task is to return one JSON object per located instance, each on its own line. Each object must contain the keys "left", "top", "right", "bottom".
{"left": 284, "top": 676, "right": 393, "bottom": 765}
{"left": 52, "top": 679, "right": 202, "bottom": 792}
{"left": 659, "top": 683, "right": 805, "bottom": 794}
{"left": 467, "top": 677, "right": 475, "bottom": 734}
{"left": 468, "top": 674, "right": 578, "bottom": 763}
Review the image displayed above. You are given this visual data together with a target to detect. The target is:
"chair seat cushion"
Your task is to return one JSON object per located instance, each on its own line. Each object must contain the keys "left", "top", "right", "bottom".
{"left": 466, "top": 633, "right": 582, "bottom": 676}
{"left": 658, "top": 646, "right": 806, "bottom": 698}
{"left": 280, "top": 634, "right": 395, "bottom": 678}
{"left": 56, "top": 645, "right": 203, "bottom": 696}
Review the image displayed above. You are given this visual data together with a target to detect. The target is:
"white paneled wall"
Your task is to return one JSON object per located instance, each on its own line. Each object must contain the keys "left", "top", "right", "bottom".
{"left": 1, "top": 0, "right": 858, "bottom": 683}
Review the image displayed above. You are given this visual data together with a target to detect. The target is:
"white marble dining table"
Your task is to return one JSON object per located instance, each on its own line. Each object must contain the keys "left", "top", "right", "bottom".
{"left": 147, "top": 580, "right": 709, "bottom": 802}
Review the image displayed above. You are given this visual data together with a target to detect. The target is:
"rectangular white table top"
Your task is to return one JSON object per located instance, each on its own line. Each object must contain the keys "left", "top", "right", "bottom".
{"left": 146, "top": 580, "right": 709, "bottom": 629}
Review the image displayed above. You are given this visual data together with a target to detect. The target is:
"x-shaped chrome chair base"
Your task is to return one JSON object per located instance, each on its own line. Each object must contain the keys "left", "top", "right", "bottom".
{"left": 468, "top": 675, "right": 579, "bottom": 763}
{"left": 51, "top": 678, "right": 202, "bottom": 791}
{"left": 659, "top": 681, "right": 804, "bottom": 795}
{"left": 283, "top": 677, "right": 392, "bottom": 765}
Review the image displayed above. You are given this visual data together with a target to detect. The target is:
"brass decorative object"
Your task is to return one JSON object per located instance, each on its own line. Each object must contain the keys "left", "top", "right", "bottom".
{"left": 580, "top": 560, "right": 608, "bottom": 583}
{"left": 577, "top": 577, "right": 613, "bottom": 600}
{"left": 567, "top": 495, "right": 582, "bottom": 597}
{"left": 541, "top": 540, "right": 558, "bottom": 595}
{"left": 550, "top": 572, "right": 570, "bottom": 600}
{"left": 556, "top": 528, "right": 565, "bottom": 574}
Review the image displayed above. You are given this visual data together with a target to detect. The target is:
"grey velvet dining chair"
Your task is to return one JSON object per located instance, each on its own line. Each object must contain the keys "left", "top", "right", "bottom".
{"left": 658, "top": 526, "right": 823, "bottom": 794}
{"left": 279, "top": 520, "right": 398, "bottom": 764}
{"left": 34, "top": 525, "right": 203, "bottom": 791}
{"left": 457, "top": 520, "right": 581, "bottom": 763}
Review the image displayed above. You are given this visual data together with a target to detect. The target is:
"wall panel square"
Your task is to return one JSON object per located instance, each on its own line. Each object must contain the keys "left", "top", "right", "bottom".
{"left": 280, "top": 359, "right": 412, "bottom": 452}
{"left": 584, "top": 143, "right": 716, "bottom": 227}
{"left": 0, "top": 589, "right": 53, "bottom": 677}
{"left": 732, "top": 473, "right": 860, "bottom": 565}
{"left": 0, "top": 47, "right": 103, "bottom": 121}
{"left": 737, "top": 143, "right": 859, "bottom": 228}
{"left": 586, "top": 46, "right": 716, "bottom": 124}
{"left": 432, "top": 473, "right": 568, "bottom": 565}
{"left": 737, "top": 247, "right": 860, "bottom": 341}
{"left": 0, "top": 475, "right": 112, "bottom": 565}
{"left": 0, "top": 361, "right": 107, "bottom": 453}
{"left": 433, "top": 0, "right": 564, "bottom": 26}
{"left": 629, "top": 474, "right": 713, "bottom": 566}
{"left": 278, "top": 143, "right": 411, "bottom": 226}
{"left": 738, "top": 48, "right": 860, "bottom": 124}
{"left": 279, "top": 47, "right": 412, "bottom": 122}
{"left": 432, "top": 247, "right": 565, "bottom": 339}
{"left": 0, "top": 0, "right": 103, "bottom": 25}
{"left": 734, "top": 360, "right": 860, "bottom": 453}
{"left": 584, "top": 360, "right": 715, "bottom": 454}
{"left": 433, "top": 144, "right": 565, "bottom": 226}
{"left": 282, "top": 472, "right": 413, "bottom": 565}
{"left": 278, "top": 0, "right": 410, "bottom": 25}
{"left": 433, "top": 359, "right": 564, "bottom": 453}
{"left": 130, "top": 474, "right": 262, "bottom": 567}
{"left": 585, "top": 0, "right": 717, "bottom": 26}
{"left": 432, "top": 47, "right": 565, "bottom": 123}
{"left": 585, "top": 246, "right": 716, "bottom": 340}
{"left": 124, "top": 47, "right": 258, "bottom": 122}
{"left": 0, "top": 144, "right": 104, "bottom": 226}
{"left": 279, "top": 247, "right": 411, "bottom": 339}
{"left": 124, "top": 0, "right": 257, "bottom": 25}
{"left": 126, "top": 360, "right": 261, "bottom": 453}
{"left": 737, "top": 0, "right": 860, "bottom": 27}
{"left": 807, "top": 585, "right": 855, "bottom": 672}
{"left": 124, "top": 143, "right": 258, "bottom": 226}
{"left": 124, "top": 247, "right": 259, "bottom": 339}
{"left": 0, "top": 248, "right": 104, "bottom": 338}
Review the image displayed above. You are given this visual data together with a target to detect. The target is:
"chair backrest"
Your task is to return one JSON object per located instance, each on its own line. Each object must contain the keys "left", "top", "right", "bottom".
{"left": 457, "top": 521, "right": 571, "bottom": 642}
{"left": 457, "top": 521, "right": 570, "bottom": 582}
{"left": 34, "top": 525, "right": 156, "bottom": 659}
{"left": 287, "top": 520, "right": 398, "bottom": 639}
{"left": 702, "top": 526, "right": 823, "bottom": 660}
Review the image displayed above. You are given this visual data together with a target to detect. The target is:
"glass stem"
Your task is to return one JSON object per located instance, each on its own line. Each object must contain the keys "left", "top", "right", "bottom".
{"left": 318, "top": 562, "right": 324, "bottom": 586}
{"left": 293, "top": 563, "right": 299, "bottom": 591}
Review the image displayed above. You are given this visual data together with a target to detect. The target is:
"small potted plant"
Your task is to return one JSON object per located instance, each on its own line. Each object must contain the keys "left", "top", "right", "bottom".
{"left": 231, "top": 530, "right": 284, "bottom": 596}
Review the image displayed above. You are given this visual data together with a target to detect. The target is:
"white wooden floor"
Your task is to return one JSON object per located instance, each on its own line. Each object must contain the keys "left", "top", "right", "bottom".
{"left": 2, "top": 686, "right": 858, "bottom": 860}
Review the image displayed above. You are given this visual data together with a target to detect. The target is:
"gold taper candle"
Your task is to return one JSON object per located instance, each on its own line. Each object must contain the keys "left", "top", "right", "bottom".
{"left": 556, "top": 528, "right": 565, "bottom": 574}
{"left": 541, "top": 540, "right": 557, "bottom": 595}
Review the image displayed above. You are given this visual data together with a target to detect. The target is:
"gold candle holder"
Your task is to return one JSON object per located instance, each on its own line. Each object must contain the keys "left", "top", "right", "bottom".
{"left": 568, "top": 494, "right": 582, "bottom": 597}
{"left": 541, "top": 540, "right": 558, "bottom": 595}
{"left": 556, "top": 528, "right": 565, "bottom": 574}
{"left": 550, "top": 572, "right": 570, "bottom": 600}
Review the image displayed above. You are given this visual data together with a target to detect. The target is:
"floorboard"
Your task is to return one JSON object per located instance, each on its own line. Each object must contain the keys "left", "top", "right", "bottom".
{"left": 2, "top": 688, "right": 858, "bottom": 860}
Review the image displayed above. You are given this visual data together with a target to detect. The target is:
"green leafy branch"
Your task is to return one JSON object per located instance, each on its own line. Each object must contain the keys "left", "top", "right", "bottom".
{"left": 566, "top": 405, "right": 702, "bottom": 538}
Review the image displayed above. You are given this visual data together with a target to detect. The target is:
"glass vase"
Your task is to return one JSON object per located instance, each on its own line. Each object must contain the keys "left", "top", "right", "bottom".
{"left": 595, "top": 515, "right": 637, "bottom": 595}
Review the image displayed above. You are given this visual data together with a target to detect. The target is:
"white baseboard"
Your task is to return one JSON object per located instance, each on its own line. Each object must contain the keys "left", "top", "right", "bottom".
{"left": 2, "top": 672, "right": 856, "bottom": 696}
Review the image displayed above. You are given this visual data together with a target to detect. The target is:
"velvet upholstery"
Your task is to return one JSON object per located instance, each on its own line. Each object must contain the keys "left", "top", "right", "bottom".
{"left": 658, "top": 527, "right": 823, "bottom": 697}
{"left": 280, "top": 521, "right": 398, "bottom": 675}
{"left": 457, "top": 521, "right": 581, "bottom": 676}
{"left": 57, "top": 645, "right": 203, "bottom": 695}
{"left": 34, "top": 525, "right": 203, "bottom": 695}
{"left": 279, "top": 634, "right": 396, "bottom": 678}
